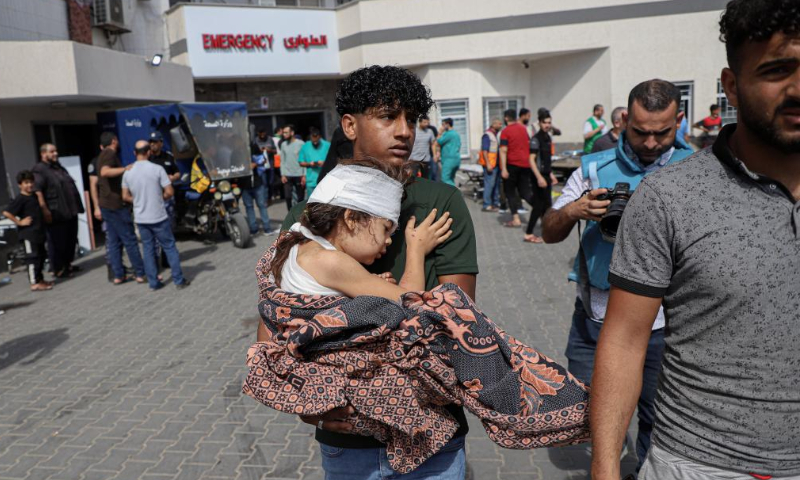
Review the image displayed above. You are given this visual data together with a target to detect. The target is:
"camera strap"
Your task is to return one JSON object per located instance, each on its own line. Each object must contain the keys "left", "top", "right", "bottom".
{"left": 575, "top": 189, "right": 598, "bottom": 323}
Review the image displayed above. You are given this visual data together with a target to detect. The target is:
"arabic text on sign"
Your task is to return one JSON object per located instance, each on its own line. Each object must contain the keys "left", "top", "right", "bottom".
{"left": 203, "top": 34, "right": 274, "bottom": 51}
{"left": 283, "top": 34, "right": 328, "bottom": 50}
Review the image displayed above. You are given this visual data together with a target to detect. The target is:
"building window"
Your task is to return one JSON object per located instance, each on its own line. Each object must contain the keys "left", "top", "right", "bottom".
{"left": 275, "top": 0, "right": 323, "bottom": 6}
{"left": 483, "top": 97, "right": 523, "bottom": 130}
{"left": 716, "top": 79, "right": 737, "bottom": 125}
{"left": 674, "top": 81, "right": 693, "bottom": 126}
{"left": 438, "top": 99, "right": 470, "bottom": 159}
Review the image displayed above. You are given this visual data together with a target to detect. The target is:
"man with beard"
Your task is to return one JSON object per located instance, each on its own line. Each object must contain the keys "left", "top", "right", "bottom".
{"left": 275, "top": 65, "right": 478, "bottom": 480}
{"left": 32, "top": 143, "right": 85, "bottom": 278}
{"left": 590, "top": 1, "right": 800, "bottom": 478}
{"left": 541, "top": 79, "right": 693, "bottom": 470}
{"left": 519, "top": 107, "right": 535, "bottom": 138}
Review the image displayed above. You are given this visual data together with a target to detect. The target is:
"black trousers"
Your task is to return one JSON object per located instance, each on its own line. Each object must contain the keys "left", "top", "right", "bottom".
{"left": 502, "top": 165, "right": 534, "bottom": 215}
{"left": 24, "top": 239, "right": 47, "bottom": 284}
{"left": 526, "top": 175, "right": 553, "bottom": 235}
{"left": 283, "top": 176, "right": 306, "bottom": 211}
{"left": 46, "top": 216, "right": 78, "bottom": 273}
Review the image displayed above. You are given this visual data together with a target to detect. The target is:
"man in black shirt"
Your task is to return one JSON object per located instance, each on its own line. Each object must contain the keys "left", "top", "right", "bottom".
{"left": 3, "top": 171, "right": 52, "bottom": 291}
{"left": 149, "top": 132, "right": 180, "bottom": 226}
{"left": 31, "top": 143, "right": 85, "bottom": 278}
{"left": 148, "top": 132, "right": 180, "bottom": 182}
{"left": 524, "top": 111, "right": 559, "bottom": 243}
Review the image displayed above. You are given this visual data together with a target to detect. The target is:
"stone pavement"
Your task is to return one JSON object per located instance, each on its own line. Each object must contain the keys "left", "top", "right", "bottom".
{"left": 0, "top": 186, "right": 639, "bottom": 480}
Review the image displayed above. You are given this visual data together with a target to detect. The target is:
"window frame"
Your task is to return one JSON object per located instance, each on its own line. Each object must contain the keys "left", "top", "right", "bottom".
{"left": 436, "top": 98, "right": 471, "bottom": 159}
{"left": 482, "top": 96, "right": 525, "bottom": 131}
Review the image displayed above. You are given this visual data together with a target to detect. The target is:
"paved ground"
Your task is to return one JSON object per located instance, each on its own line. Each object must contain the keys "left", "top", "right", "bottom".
{"left": 0, "top": 183, "right": 639, "bottom": 480}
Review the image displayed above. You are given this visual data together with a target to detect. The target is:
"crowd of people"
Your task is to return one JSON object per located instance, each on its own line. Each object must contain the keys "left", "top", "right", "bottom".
{"left": 246, "top": 1, "right": 800, "bottom": 479}
{"left": 3, "top": 0, "right": 797, "bottom": 478}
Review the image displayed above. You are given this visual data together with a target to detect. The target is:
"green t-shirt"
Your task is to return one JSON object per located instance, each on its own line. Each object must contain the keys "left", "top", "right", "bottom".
{"left": 281, "top": 178, "right": 478, "bottom": 448}
{"left": 436, "top": 130, "right": 462, "bottom": 163}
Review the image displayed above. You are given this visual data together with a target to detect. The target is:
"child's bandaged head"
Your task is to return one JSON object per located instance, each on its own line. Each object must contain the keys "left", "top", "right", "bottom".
{"left": 308, "top": 165, "right": 403, "bottom": 225}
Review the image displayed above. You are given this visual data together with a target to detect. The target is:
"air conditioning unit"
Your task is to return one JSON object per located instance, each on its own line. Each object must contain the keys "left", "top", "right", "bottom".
{"left": 93, "top": 0, "right": 130, "bottom": 33}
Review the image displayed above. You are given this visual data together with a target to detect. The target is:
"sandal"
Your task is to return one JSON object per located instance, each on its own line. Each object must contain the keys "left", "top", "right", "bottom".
{"left": 503, "top": 221, "right": 522, "bottom": 228}
{"left": 113, "top": 277, "right": 130, "bottom": 285}
{"left": 54, "top": 269, "right": 74, "bottom": 279}
{"left": 482, "top": 206, "right": 498, "bottom": 212}
{"left": 524, "top": 235, "right": 544, "bottom": 244}
{"left": 30, "top": 283, "right": 53, "bottom": 291}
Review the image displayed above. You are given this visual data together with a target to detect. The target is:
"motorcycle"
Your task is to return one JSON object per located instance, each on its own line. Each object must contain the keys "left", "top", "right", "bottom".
{"left": 175, "top": 178, "right": 251, "bottom": 249}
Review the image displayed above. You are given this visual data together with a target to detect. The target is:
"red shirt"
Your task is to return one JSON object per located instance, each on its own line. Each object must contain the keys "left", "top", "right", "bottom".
{"left": 701, "top": 115, "right": 722, "bottom": 131}
{"left": 499, "top": 123, "right": 530, "bottom": 168}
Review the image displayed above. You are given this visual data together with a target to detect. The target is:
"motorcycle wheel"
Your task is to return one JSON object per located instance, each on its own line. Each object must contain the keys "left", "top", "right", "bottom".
{"left": 228, "top": 213, "right": 251, "bottom": 249}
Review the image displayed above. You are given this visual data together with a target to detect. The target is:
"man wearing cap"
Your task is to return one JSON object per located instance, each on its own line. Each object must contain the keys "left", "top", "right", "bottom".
{"left": 149, "top": 131, "right": 181, "bottom": 266}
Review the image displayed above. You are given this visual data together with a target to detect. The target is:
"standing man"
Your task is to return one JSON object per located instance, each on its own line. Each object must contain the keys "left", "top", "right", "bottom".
{"left": 437, "top": 118, "right": 462, "bottom": 187}
{"left": 298, "top": 127, "right": 329, "bottom": 199}
{"left": 583, "top": 104, "right": 609, "bottom": 153}
{"left": 31, "top": 143, "right": 84, "bottom": 279}
{"left": 253, "top": 127, "right": 278, "bottom": 195}
{"left": 97, "top": 132, "right": 146, "bottom": 285}
{"left": 410, "top": 115, "right": 436, "bottom": 178}
{"left": 542, "top": 79, "right": 693, "bottom": 469}
{"left": 693, "top": 104, "right": 724, "bottom": 148}
{"left": 591, "top": 2, "right": 800, "bottom": 478}
{"left": 479, "top": 118, "right": 503, "bottom": 212}
{"left": 122, "top": 140, "right": 189, "bottom": 291}
{"left": 524, "top": 111, "right": 559, "bottom": 243}
{"left": 277, "top": 65, "right": 478, "bottom": 480}
{"left": 519, "top": 108, "right": 536, "bottom": 138}
{"left": 592, "top": 107, "right": 627, "bottom": 153}
{"left": 279, "top": 124, "right": 305, "bottom": 210}
{"left": 499, "top": 108, "right": 535, "bottom": 227}
{"left": 239, "top": 144, "right": 273, "bottom": 236}
{"left": 149, "top": 131, "right": 180, "bottom": 236}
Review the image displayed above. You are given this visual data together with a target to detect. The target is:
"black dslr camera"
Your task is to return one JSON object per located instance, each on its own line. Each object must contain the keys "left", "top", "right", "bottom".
{"left": 597, "top": 182, "right": 631, "bottom": 243}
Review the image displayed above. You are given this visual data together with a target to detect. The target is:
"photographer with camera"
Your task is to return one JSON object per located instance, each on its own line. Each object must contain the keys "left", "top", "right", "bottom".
{"left": 541, "top": 79, "right": 693, "bottom": 469}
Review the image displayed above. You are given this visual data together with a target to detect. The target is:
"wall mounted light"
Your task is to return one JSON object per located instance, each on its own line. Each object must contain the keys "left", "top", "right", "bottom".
{"left": 148, "top": 54, "right": 163, "bottom": 67}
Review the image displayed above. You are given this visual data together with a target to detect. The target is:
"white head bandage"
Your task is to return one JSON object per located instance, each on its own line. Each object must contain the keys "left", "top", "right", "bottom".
{"left": 307, "top": 164, "right": 403, "bottom": 225}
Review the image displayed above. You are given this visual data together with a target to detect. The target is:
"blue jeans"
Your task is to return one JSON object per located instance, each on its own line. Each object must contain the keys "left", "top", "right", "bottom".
{"left": 319, "top": 436, "right": 465, "bottom": 480}
{"left": 241, "top": 184, "right": 271, "bottom": 234}
{"left": 428, "top": 160, "right": 439, "bottom": 182}
{"left": 482, "top": 167, "right": 500, "bottom": 208}
{"left": 101, "top": 207, "right": 145, "bottom": 280}
{"left": 565, "top": 297, "right": 664, "bottom": 470}
{"left": 138, "top": 219, "right": 185, "bottom": 289}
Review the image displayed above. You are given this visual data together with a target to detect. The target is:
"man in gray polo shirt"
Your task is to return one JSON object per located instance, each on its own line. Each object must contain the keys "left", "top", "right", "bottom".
{"left": 590, "top": 1, "right": 800, "bottom": 478}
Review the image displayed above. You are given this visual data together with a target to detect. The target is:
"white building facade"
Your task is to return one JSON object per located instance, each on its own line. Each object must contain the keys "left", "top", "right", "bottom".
{"left": 0, "top": 0, "right": 733, "bottom": 202}
{"left": 167, "top": 0, "right": 732, "bottom": 159}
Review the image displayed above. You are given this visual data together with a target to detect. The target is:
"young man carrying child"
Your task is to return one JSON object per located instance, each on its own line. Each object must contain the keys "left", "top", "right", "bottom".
{"left": 3, "top": 171, "right": 53, "bottom": 291}
{"left": 271, "top": 65, "right": 479, "bottom": 479}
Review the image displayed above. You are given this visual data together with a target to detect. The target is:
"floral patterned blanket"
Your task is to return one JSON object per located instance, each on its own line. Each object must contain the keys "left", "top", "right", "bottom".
{"left": 243, "top": 236, "right": 589, "bottom": 473}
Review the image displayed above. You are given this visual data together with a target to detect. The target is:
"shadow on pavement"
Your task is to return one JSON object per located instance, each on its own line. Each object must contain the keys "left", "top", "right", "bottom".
{"left": 178, "top": 245, "right": 218, "bottom": 262}
{"left": 181, "top": 261, "right": 216, "bottom": 280}
{"left": 0, "top": 328, "right": 69, "bottom": 371}
{"left": 0, "top": 301, "right": 34, "bottom": 311}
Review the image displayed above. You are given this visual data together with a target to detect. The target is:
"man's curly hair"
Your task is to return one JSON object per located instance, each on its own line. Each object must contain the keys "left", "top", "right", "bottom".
{"left": 335, "top": 65, "right": 435, "bottom": 121}
{"left": 720, "top": 0, "right": 800, "bottom": 70}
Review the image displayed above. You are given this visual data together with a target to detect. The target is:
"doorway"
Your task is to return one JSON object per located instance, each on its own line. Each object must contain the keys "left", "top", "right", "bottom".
{"left": 249, "top": 111, "right": 326, "bottom": 142}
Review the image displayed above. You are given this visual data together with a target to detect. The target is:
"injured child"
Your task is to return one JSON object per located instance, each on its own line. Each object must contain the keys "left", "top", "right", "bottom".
{"left": 243, "top": 159, "right": 589, "bottom": 474}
